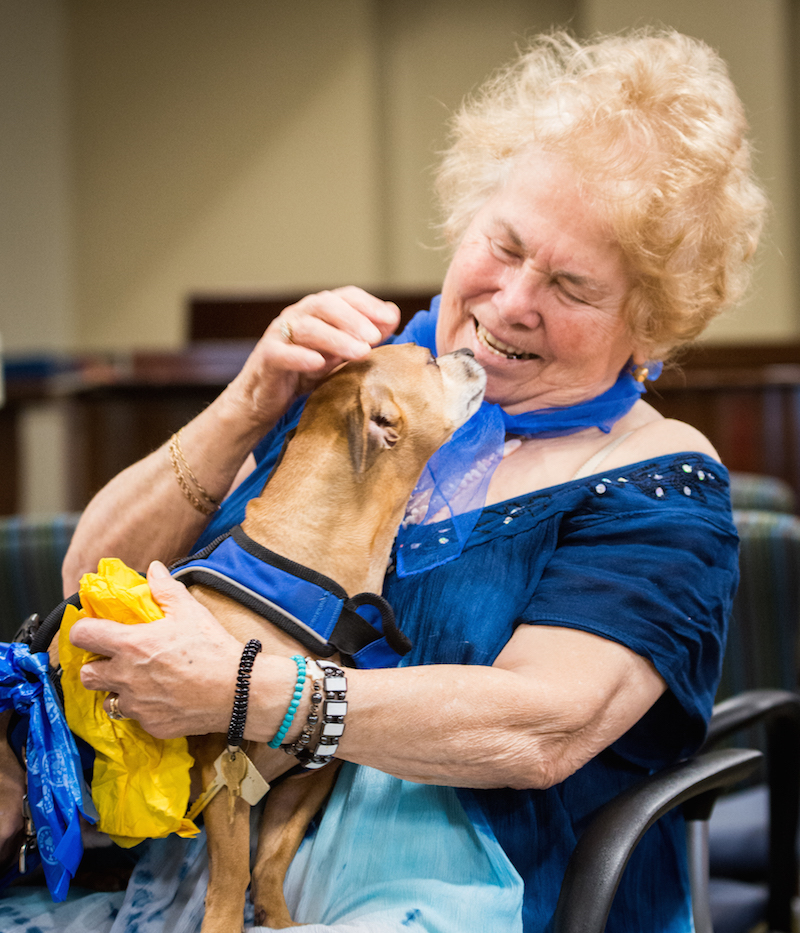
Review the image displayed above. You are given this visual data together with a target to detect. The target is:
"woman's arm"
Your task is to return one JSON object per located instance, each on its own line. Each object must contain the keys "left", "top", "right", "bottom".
{"left": 62, "top": 289, "right": 400, "bottom": 592}
{"left": 70, "top": 562, "right": 665, "bottom": 791}
{"left": 338, "top": 623, "right": 665, "bottom": 789}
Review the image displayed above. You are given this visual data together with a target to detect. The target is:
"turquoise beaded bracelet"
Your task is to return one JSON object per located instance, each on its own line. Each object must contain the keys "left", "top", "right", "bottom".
{"left": 267, "top": 655, "right": 307, "bottom": 748}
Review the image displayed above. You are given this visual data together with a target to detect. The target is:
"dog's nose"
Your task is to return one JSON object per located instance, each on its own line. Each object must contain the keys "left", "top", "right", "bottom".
{"left": 452, "top": 348, "right": 474, "bottom": 358}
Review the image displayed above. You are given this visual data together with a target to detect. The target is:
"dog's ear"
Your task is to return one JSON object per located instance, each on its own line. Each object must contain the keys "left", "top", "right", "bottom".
{"left": 347, "top": 384, "right": 402, "bottom": 475}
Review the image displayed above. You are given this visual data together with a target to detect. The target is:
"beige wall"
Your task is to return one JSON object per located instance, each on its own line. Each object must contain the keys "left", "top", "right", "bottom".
{"left": 374, "top": 0, "right": 578, "bottom": 287}
{"left": 67, "top": 0, "right": 578, "bottom": 350}
{"left": 0, "top": 0, "right": 73, "bottom": 353}
{"left": 0, "top": 0, "right": 797, "bottom": 354}
{"left": 583, "top": 0, "right": 797, "bottom": 342}
{"left": 69, "top": 0, "right": 383, "bottom": 349}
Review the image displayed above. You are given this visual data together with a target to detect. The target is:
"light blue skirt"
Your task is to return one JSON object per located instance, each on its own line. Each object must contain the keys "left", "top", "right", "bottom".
{"left": 0, "top": 763, "right": 523, "bottom": 933}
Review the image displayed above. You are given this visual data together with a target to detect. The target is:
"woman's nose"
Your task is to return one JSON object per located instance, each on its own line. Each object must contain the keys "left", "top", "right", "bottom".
{"left": 494, "top": 268, "right": 544, "bottom": 328}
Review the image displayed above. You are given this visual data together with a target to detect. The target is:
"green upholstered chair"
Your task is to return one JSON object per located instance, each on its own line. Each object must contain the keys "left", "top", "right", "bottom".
{"left": 728, "top": 472, "right": 795, "bottom": 514}
{"left": 708, "top": 510, "right": 800, "bottom": 933}
{"left": 717, "top": 510, "right": 800, "bottom": 705}
{"left": 0, "top": 513, "right": 81, "bottom": 643}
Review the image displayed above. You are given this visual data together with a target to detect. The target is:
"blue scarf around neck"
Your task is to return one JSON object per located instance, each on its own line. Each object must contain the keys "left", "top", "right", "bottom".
{"left": 392, "top": 296, "right": 657, "bottom": 576}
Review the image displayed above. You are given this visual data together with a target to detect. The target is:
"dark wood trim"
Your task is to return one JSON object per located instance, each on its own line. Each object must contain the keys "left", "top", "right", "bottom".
{"left": 188, "top": 290, "right": 439, "bottom": 342}
{"left": 5, "top": 327, "right": 800, "bottom": 514}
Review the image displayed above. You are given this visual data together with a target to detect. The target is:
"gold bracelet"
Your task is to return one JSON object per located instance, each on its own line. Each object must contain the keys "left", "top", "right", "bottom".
{"left": 168, "top": 430, "right": 220, "bottom": 516}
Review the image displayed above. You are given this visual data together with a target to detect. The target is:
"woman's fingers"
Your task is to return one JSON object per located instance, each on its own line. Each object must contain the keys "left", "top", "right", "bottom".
{"left": 146, "top": 560, "right": 209, "bottom": 618}
{"left": 69, "top": 561, "right": 240, "bottom": 736}
{"left": 296, "top": 286, "right": 399, "bottom": 340}
{"left": 268, "top": 311, "right": 372, "bottom": 364}
{"left": 69, "top": 615, "right": 128, "bottom": 665}
{"left": 225, "top": 288, "right": 401, "bottom": 427}
{"left": 271, "top": 288, "right": 400, "bottom": 359}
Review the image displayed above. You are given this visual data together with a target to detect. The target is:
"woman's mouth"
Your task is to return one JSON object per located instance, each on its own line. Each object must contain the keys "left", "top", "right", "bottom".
{"left": 475, "top": 322, "right": 538, "bottom": 361}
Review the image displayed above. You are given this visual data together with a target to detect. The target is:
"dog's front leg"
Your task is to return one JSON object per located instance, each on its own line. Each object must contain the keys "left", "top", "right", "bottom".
{"left": 195, "top": 746, "right": 253, "bottom": 933}
{"left": 250, "top": 761, "right": 341, "bottom": 928}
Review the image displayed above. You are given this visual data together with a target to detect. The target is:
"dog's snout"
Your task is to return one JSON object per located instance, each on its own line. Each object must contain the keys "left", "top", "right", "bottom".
{"left": 433, "top": 347, "right": 486, "bottom": 431}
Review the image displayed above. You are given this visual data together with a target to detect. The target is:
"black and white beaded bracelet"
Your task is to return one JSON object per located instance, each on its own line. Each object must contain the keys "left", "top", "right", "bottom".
{"left": 286, "top": 658, "right": 348, "bottom": 771}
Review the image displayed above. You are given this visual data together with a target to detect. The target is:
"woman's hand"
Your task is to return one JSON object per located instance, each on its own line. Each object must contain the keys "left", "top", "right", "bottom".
{"left": 223, "top": 287, "right": 401, "bottom": 430}
{"left": 69, "top": 562, "right": 242, "bottom": 739}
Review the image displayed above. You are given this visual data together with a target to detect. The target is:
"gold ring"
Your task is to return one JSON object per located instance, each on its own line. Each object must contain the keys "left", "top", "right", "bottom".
{"left": 279, "top": 318, "right": 294, "bottom": 344}
{"left": 107, "top": 694, "right": 129, "bottom": 722}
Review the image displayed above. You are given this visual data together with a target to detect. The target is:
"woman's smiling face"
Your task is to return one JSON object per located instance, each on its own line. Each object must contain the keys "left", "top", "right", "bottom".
{"left": 436, "top": 149, "right": 642, "bottom": 414}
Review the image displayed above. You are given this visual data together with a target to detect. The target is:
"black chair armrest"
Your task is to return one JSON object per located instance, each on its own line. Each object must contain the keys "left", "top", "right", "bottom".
{"left": 703, "top": 688, "right": 800, "bottom": 749}
{"left": 552, "top": 747, "right": 762, "bottom": 933}
{"left": 702, "top": 688, "right": 800, "bottom": 932}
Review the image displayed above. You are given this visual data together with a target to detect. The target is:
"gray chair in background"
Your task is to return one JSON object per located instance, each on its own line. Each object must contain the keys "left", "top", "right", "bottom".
{"left": 0, "top": 513, "right": 81, "bottom": 642}
{"left": 729, "top": 472, "right": 796, "bottom": 514}
{"left": 708, "top": 509, "right": 800, "bottom": 932}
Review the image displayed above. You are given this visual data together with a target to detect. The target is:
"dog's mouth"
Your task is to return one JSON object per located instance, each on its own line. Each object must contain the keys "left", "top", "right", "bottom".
{"left": 475, "top": 321, "right": 539, "bottom": 361}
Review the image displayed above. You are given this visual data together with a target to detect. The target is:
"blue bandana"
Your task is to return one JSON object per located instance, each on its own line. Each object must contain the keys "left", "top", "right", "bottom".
{"left": 392, "top": 296, "right": 659, "bottom": 576}
{"left": 0, "top": 643, "right": 97, "bottom": 900}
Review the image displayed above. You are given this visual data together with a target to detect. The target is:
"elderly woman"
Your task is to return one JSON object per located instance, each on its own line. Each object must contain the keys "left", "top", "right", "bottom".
{"left": 4, "top": 27, "right": 765, "bottom": 933}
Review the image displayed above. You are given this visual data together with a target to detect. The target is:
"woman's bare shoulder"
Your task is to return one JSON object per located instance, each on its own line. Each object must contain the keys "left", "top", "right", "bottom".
{"left": 607, "top": 405, "right": 721, "bottom": 470}
{"left": 633, "top": 418, "right": 720, "bottom": 458}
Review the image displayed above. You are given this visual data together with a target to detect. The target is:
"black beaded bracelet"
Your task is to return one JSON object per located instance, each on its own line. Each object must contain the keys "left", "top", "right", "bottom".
{"left": 227, "top": 639, "right": 262, "bottom": 748}
{"left": 289, "top": 659, "right": 347, "bottom": 771}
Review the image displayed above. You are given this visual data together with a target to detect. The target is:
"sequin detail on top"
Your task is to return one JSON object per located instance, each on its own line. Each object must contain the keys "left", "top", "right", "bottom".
{"left": 387, "top": 454, "right": 728, "bottom": 566}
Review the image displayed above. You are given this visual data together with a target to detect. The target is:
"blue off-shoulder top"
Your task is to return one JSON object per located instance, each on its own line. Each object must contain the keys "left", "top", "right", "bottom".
{"left": 382, "top": 453, "right": 737, "bottom": 932}
{"left": 196, "top": 404, "right": 738, "bottom": 932}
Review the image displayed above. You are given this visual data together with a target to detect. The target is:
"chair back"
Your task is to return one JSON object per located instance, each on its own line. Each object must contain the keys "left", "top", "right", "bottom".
{"left": 0, "top": 513, "right": 81, "bottom": 642}
{"left": 729, "top": 472, "right": 796, "bottom": 513}
{"left": 718, "top": 509, "right": 800, "bottom": 704}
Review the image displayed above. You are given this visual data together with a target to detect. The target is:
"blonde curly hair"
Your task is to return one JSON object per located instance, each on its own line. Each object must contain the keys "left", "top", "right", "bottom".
{"left": 435, "top": 29, "right": 768, "bottom": 359}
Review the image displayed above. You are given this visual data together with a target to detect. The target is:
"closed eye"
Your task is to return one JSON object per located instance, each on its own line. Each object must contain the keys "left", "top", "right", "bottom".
{"left": 490, "top": 239, "right": 521, "bottom": 262}
{"left": 553, "top": 270, "right": 612, "bottom": 306}
{"left": 556, "top": 281, "right": 591, "bottom": 304}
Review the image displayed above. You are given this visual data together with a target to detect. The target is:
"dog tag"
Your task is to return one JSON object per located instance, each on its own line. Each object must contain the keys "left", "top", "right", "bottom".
{"left": 238, "top": 753, "right": 271, "bottom": 807}
{"left": 217, "top": 747, "right": 270, "bottom": 806}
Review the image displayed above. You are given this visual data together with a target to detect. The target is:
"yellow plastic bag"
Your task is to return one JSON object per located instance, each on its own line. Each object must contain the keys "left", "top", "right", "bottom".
{"left": 59, "top": 557, "right": 199, "bottom": 847}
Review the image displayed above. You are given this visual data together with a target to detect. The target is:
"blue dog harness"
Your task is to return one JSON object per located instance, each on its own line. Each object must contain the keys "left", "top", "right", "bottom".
{"left": 170, "top": 525, "right": 411, "bottom": 669}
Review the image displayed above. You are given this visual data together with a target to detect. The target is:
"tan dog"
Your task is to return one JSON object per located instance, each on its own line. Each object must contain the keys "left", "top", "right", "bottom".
{"left": 0, "top": 344, "right": 484, "bottom": 927}
{"left": 184, "top": 342, "right": 485, "bottom": 931}
{"left": 185, "top": 342, "right": 485, "bottom": 931}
